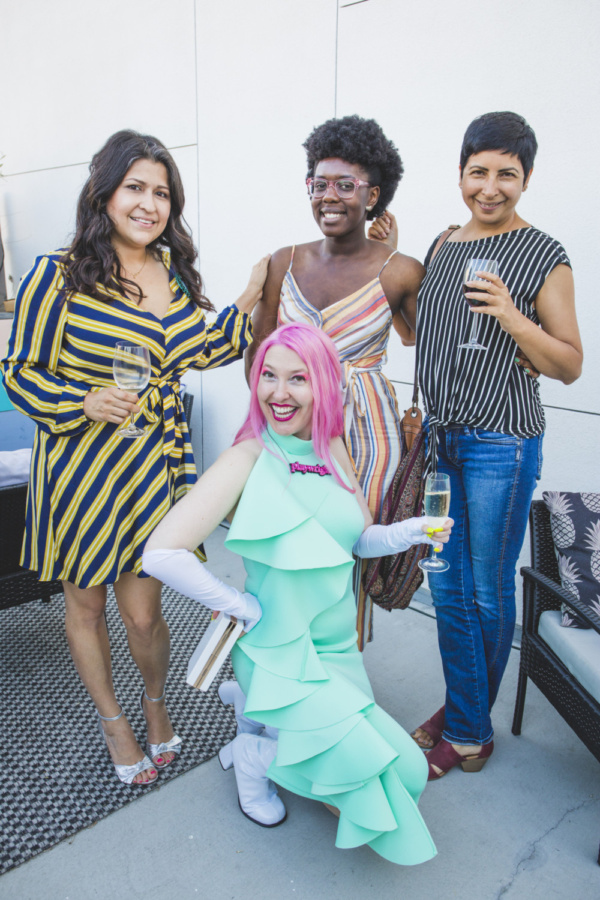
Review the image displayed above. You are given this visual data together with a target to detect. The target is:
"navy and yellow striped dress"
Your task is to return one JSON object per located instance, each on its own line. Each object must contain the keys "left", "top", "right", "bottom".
{"left": 1, "top": 250, "right": 252, "bottom": 588}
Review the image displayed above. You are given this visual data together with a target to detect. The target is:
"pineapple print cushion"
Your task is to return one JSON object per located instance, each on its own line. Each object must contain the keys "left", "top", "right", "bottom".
{"left": 543, "top": 492, "right": 600, "bottom": 629}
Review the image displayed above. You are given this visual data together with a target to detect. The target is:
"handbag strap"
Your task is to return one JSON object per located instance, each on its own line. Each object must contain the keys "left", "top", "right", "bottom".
{"left": 423, "top": 225, "right": 461, "bottom": 269}
{"left": 405, "top": 342, "right": 420, "bottom": 440}
{"left": 416, "top": 225, "right": 460, "bottom": 471}
{"left": 415, "top": 225, "right": 460, "bottom": 402}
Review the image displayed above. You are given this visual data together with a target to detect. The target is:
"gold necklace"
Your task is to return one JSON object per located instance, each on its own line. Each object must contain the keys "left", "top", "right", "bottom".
{"left": 123, "top": 251, "right": 148, "bottom": 279}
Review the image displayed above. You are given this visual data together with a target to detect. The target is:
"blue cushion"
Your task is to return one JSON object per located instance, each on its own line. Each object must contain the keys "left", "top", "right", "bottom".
{"left": 0, "top": 382, "right": 13, "bottom": 412}
{"left": 539, "top": 610, "right": 600, "bottom": 703}
{"left": 0, "top": 409, "right": 36, "bottom": 452}
{"left": 543, "top": 491, "right": 600, "bottom": 629}
{"left": 0, "top": 448, "right": 31, "bottom": 486}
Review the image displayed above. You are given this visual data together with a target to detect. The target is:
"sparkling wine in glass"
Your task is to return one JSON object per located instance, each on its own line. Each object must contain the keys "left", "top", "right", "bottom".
{"left": 112, "top": 342, "right": 151, "bottom": 438}
{"left": 418, "top": 473, "right": 451, "bottom": 573}
{"left": 459, "top": 258, "right": 499, "bottom": 351}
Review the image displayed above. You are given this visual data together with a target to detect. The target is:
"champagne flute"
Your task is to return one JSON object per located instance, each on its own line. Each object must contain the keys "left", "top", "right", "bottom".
{"left": 112, "top": 342, "right": 151, "bottom": 438}
{"left": 418, "top": 473, "right": 451, "bottom": 573}
{"left": 458, "top": 258, "right": 499, "bottom": 351}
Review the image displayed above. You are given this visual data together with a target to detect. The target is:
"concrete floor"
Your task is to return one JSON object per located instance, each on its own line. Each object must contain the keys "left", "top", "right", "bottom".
{"left": 1, "top": 529, "right": 598, "bottom": 900}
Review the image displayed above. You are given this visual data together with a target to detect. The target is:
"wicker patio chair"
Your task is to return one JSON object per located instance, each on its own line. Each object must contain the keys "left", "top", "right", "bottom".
{"left": 512, "top": 499, "right": 600, "bottom": 764}
{"left": 0, "top": 482, "right": 61, "bottom": 610}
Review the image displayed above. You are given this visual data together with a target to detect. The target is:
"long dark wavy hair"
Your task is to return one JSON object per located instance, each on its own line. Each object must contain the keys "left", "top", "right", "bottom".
{"left": 63, "top": 130, "right": 213, "bottom": 311}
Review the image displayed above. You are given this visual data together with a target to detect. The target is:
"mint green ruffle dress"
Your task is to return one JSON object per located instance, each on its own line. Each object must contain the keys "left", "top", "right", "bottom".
{"left": 226, "top": 428, "right": 436, "bottom": 865}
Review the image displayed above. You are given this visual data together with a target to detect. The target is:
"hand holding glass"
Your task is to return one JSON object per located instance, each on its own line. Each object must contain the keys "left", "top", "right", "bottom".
{"left": 418, "top": 473, "right": 451, "bottom": 573}
{"left": 112, "top": 342, "right": 151, "bottom": 438}
{"left": 459, "top": 258, "right": 499, "bottom": 351}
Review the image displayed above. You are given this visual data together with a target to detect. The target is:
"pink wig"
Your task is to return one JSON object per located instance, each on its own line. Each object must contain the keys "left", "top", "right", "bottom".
{"left": 234, "top": 323, "right": 352, "bottom": 491}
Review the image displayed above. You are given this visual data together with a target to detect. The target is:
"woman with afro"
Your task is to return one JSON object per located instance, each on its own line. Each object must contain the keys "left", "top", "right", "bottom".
{"left": 248, "top": 115, "right": 421, "bottom": 648}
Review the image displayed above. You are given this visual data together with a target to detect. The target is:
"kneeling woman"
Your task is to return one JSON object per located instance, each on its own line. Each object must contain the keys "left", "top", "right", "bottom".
{"left": 143, "top": 323, "right": 451, "bottom": 866}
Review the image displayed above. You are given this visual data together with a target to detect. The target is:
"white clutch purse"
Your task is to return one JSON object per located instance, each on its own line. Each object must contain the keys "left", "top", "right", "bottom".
{"left": 186, "top": 612, "right": 245, "bottom": 692}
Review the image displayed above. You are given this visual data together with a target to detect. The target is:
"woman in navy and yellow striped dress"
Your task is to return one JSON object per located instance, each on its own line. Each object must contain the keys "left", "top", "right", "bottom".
{"left": 2, "top": 131, "right": 268, "bottom": 785}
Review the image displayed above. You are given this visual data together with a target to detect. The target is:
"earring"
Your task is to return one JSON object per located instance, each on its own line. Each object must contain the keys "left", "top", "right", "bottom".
{"left": 366, "top": 205, "right": 374, "bottom": 211}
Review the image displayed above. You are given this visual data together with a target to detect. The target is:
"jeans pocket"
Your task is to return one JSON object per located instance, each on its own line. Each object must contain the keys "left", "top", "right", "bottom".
{"left": 473, "top": 429, "right": 519, "bottom": 445}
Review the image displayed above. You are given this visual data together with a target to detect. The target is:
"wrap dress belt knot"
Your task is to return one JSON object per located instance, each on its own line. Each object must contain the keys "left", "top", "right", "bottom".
{"left": 143, "top": 378, "right": 185, "bottom": 474}
{"left": 341, "top": 358, "right": 383, "bottom": 443}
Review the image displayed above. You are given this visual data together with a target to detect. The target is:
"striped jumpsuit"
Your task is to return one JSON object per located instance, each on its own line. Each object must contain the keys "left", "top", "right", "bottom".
{"left": 278, "top": 248, "right": 402, "bottom": 648}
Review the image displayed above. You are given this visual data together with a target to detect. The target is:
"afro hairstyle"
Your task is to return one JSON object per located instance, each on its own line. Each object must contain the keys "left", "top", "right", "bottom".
{"left": 303, "top": 115, "right": 403, "bottom": 220}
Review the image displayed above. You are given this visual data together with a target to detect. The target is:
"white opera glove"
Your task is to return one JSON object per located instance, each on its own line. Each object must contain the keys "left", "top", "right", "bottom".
{"left": 142, "top": 547, "right": 262, "bottom": 632}
{"left": 352, "top": 517, "right": 441, "bottom": 559}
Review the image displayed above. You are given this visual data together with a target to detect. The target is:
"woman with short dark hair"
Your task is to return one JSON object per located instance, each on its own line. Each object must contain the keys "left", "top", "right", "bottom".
{"left": 389, "top": 111, "right": 582, "bottom": 778}
{"left": 2, "top": 130, "right": 268, "bottom": 785}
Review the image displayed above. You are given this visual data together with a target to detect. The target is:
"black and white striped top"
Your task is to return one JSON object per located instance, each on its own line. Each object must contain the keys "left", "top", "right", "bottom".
{"left": 417, "top": 227, "right": 571, "bottom": 436}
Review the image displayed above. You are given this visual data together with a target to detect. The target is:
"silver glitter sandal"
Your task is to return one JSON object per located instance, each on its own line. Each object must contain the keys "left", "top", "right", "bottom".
{"left": 140, "top": 688, "right": 183, "bottom": 769}
{"left": 97, "top": 706, "right": 158, "bottom": 786}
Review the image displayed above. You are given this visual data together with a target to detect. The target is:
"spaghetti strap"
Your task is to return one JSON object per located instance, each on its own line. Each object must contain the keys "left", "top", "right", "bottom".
{"left": 287, "top": 245, "right": 296, "bottom": 273}
{"left": 378, "top": 249, "right": 399, "bottom": 277}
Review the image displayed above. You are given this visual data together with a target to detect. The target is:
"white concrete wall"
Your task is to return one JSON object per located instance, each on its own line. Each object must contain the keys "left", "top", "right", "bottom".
{"left": 1, "top": 0, "right": 198, "bottom": 272}
{"left": 2, "top": 0, "right": 598, "bottom": 584}
{"left": 191, "top": 0, "right": 337, "bottom": 468}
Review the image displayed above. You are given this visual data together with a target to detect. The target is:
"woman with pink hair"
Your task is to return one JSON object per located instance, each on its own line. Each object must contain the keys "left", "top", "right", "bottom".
{"left": 143, "top": 323, "right": 451, "bottom": 865}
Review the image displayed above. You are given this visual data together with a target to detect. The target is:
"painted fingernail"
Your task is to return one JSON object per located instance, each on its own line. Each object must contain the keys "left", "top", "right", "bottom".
{"left": 524, "top": 368, "right": 531, "bottom": 375}
{"left": 427, "top": 528, "right": 434, "bottom": 536}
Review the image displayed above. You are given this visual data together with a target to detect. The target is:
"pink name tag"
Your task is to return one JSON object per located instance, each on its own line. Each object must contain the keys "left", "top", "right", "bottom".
{"left": 289, "top": 461, "right": 330, "bottom": 477}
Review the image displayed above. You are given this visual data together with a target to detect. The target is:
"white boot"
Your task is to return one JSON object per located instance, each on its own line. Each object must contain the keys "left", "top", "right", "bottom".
{"left": 218, "top": 680, "right": 265, "bottom": 736}
{"left": 219, "top": 733, "right": 287, "bottom": 828}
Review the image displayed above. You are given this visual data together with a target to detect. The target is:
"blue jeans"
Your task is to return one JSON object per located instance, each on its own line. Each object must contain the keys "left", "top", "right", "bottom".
{"left": 428, "top": 427, "right": 543, "bottom": 745}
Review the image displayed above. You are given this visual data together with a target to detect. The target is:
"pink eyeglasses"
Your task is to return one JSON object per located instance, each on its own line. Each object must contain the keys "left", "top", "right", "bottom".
{"left": 306, "top": 177, "right": 371, "bottom": 199}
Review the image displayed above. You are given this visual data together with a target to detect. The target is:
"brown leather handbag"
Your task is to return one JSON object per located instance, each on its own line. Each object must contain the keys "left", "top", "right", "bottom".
{"left": 361, "top": 378, "right": 428, "bottom": 611}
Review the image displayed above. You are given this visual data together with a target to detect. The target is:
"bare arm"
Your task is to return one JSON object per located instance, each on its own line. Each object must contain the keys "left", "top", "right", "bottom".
{"left": 380, "top": 252, "right": 423, "bottom": 347}
{"left": 392, "top": 315, "right": 416, "bottom": 346}
{"left": 244, "top": 247, "right": 292, "bottom": 382}
{"left": 368, "top": 212, "right": 420, "bottom": 344}
{"left": 232, "top": 255, "right": 271, "bottom": 315}
{"left": 392, "top": 274, "right": 419, "bottom": 346}
{"left": 145, "top": 440, "right": 261, "bottom": 552}
{"left": 468, "top": 263, "right": 582, "bottom": 384}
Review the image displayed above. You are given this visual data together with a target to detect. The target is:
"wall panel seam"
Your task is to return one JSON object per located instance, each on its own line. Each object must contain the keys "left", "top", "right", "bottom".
{"left": 388, "top": 379, "right": 598, "bottom": 416}
{"left": 5, "top": 145, "right": 199, "bottom": 180}
{"left": 193, "top": 0, "right": 204, "bottom": 473}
